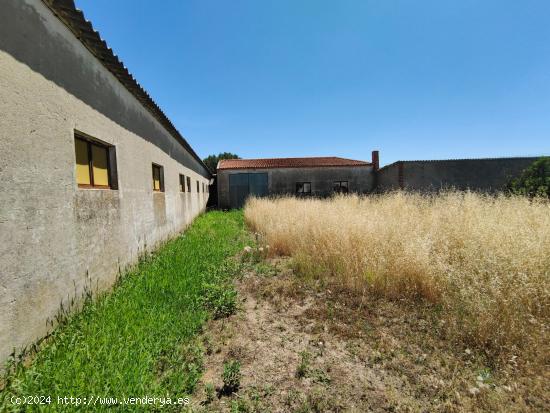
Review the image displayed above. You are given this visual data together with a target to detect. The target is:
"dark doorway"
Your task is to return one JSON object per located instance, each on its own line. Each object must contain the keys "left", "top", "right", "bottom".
{"left": 229, "top": 173, "right": 268, "bottom": 208}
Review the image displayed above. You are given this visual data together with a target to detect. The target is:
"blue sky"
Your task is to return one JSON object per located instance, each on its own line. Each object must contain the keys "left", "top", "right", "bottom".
{"left": 75, "top": 0, "right": 550, "bottom": 166}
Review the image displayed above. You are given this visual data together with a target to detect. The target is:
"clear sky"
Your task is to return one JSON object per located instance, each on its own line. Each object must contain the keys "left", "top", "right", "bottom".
{"left": 75, "top": 0, "right": 550, "bottom": 166}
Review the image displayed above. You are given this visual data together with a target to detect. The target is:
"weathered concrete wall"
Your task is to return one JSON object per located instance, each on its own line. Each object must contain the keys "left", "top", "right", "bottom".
{"left": 377, "top": 157, "right": 539, "bottom": 192}
{"left": 376, "top": 162, "right": 401, "bottom": 191}
{"left": 218, "top": 166, "right": 375, "bottom": 209}
{"left": 0, "top": 0, "right": 210, "bottom": 364}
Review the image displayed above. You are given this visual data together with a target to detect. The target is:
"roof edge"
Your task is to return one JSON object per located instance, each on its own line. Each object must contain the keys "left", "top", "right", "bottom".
{"left": 41, "top": 0, "right": 211, "bottom": 177}
{"left": 378, "top": 156, "right": 542, "bottom": 172}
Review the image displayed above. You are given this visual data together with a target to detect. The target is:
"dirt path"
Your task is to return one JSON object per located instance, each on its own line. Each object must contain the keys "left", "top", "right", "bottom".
{"left": 191, "top": 259, "right": 546, "bottom": 412}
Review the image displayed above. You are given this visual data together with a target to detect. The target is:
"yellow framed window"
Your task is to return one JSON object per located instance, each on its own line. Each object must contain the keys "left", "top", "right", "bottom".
{"left": 74, "top": 135, "right": 113, "bottom": 189}
{"left": 152, "top": 164, "right": 164, "bottom": 192}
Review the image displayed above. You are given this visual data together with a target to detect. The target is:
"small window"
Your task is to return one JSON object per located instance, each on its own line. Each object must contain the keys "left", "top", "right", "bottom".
{"left": 186, "top": 176, "right": 191, "bottom": 192}
{"left": 196, "top": 181, "right": 199, "bottom": 193}
{"left": 296, "top": 182, "right": 311, "bottom": 194}
{"left": 179, "top": 174, "right": 185, "bottom": 192}
{"left": 333, "top": 181, "right": 349, "bottom": 193}
{"left": 74, "top": 134, "right": 116, "bottom": 189}
{"left": 152, "top": 164, "right": 164, "bottom": 192}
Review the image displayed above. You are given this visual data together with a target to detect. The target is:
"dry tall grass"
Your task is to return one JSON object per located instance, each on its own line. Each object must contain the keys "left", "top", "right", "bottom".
{"left": 244, "top": 192, "right": 550, "bottom": 365}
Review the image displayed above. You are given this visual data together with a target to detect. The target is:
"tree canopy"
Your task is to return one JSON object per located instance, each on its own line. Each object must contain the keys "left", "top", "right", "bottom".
{"left": 203, "top": 152, "right": 240, "bottom": 173}
{"left": 508, "top": 157, "right": 550, "bottom": 198}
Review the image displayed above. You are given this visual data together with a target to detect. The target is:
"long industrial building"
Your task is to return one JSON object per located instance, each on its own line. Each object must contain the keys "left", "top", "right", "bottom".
{"left": 0, "top": 0, "right": 211, "bottom": 364}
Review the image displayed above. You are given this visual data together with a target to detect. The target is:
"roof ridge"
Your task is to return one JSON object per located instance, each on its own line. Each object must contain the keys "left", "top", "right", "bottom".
{"left": 218, "top": 156, "right": 371, "bottom": 170}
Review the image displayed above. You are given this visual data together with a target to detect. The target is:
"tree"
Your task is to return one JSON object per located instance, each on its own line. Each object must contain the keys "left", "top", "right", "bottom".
{"left": 508, "top": 157, "right": 550, "bottom": 198}
{"left": 203, "top": 152, "right": 240, "bottom": 173}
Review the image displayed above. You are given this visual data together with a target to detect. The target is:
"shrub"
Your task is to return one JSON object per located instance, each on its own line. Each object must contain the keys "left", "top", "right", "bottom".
{"left": 508, "top": 157, "right": 550, "bottom": 197}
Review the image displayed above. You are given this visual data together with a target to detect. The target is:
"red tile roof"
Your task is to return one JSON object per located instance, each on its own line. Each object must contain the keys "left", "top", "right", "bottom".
{"left": 218, "top": 157, "right": 371, "bottom": 170}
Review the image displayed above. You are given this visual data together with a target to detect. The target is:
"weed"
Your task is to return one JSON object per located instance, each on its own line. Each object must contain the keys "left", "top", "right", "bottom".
{"left": 200, "top": 282, "right": 238, "bottom": 319}
{"left": 311, "top": 368, "right": 331, "bottom": 385}
{"left": 295, "top": 351, "right": 312, "bottom": 378}
{"left": 230, "top": 397, "right": 251, "bottom": 413}
{"left": 222, "top": 359, "right": 242, "bottom": 394}
{"left": 204, "top": 382, "right": 215, "bottom": 405}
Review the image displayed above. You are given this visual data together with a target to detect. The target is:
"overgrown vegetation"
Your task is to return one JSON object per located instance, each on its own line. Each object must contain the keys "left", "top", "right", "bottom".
{"left": 508, "top": 156, "right": 550, "bottom": 197}
{"left": 245, "top": 193, "right": 550, "bottom": 368}
{"left": 0, "top": 210, "right": 247, "bottom": 412}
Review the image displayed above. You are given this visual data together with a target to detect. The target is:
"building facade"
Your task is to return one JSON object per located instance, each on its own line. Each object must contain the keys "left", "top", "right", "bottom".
{"left": 217, "top": 154, "right": 378, "bottom": 209}
{"left": 376, "top": 157, "right": 540, "bottom": 192}
{"left": 217, "top": 152, "right": 543, "bottom": 208}
{"left": 0, "top": 0, "right": 210, "bottom": 364}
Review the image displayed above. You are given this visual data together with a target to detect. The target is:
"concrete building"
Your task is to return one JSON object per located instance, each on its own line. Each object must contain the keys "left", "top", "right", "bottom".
{"left": 0, "top": 0, "right": 211, "bottom": 364}
{"left": 217, "top": 153, "right": 379, "bottom": 209}
{"left": 377, "top": 157, "right": 540, "bottom": 192}
{"left": 217, "top": 152, "right": 542, "bottom": 208}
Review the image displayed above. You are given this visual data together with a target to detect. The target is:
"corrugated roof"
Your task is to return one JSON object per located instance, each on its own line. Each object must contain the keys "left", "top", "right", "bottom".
{"left": 41, "top": 0, "right": 211, "bottom": 176}
{"left": 218, "top": 157, "right": 371, "bottom": 170}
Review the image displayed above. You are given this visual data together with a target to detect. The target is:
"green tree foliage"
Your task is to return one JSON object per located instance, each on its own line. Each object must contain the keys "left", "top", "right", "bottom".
{"left": 203, "top": 152, "right": 240, "bottom": 173}
{"left": 508, "top": 157, "right": 550, "bottom": 197}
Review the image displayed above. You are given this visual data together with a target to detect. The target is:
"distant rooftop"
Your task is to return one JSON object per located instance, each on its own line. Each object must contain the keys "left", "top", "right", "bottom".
{"left": 218, "top": 157, "right": 371, "bottom": 170}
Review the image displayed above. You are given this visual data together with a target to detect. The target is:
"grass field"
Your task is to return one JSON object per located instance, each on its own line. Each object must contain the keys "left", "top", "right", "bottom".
{"left": 0, "top": 210, "right": 248, "bottom": 412}
{"left": 245, "top": 192, "right": 550, "bottom": 368}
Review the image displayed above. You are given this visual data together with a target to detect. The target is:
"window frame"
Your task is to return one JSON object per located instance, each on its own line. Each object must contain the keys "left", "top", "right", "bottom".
{"left": 196, "top": 180, "right": 199, "bottom": 193}
{"left": 74, "top": 132, "right": 116, "bottom": 190}
{"left": 152, "top": 163, "right": 165, "bottom": 192}
{"left": 186, "top": 176, "right": 191, "bottom": 192}
{"left": 333, "top": 180, "right": 349, "bottom": 193}
{"left": 296, "top": 182, "right": 312, "bottom": 195}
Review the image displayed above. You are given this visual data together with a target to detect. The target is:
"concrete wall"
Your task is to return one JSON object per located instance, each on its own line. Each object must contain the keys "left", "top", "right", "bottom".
{"left": 218, "top": 166, "right": 375, "bottom": 209}
{"left": 0, "top": 0, "right": 210, "bottom": 364}
{"left": 377, "top": 157, "right": 539, "bottom": 192}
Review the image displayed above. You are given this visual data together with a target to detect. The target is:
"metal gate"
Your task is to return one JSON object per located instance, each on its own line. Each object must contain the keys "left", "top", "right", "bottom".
{"left": 229, "top": 173, "right": 268, "bottom": 208}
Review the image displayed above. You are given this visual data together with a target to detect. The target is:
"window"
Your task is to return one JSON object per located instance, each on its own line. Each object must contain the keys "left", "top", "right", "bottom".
{"left": 152, "top": 164, "right": 164, "bottom": 192}
{"left": 296, "top": 182, "right": 311, "bottom": 194}
{"left": 196, "top": 181, "right": 199, "bottom": 193}
{"left": 186, "top": 176, "right": 191, "bottom": 192}
{"left": 179, "top": 174, "right": 185, "bottom": 192}
{"left": 74, "top": 134, "right": 116, "bottom": 189}
{"left": 333, "top": 181, "right": 349, "bottom": 193}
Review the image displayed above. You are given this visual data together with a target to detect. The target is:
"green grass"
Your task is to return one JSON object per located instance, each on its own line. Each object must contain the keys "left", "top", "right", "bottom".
{"left": 0, "top": 210, "right": 247, "bottom": 412}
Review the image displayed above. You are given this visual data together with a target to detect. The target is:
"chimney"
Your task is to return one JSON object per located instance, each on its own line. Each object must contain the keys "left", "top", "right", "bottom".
{"left": 371, "top": 150, "right": 379, "bottom": 171}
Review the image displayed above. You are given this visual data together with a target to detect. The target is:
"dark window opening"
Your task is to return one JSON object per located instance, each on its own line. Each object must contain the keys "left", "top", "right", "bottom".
{"left": 179, "top": 174, "right": 185, "bottom": 192}
{"left": 152, "top": 164, "right": 164, "bottom": 192}
{"left": 186, "top": 176, "right": 191, "bottom": 192}
{"left": 75, "top": 133, "right": 117, "bottom": 189}
{"left": 296, "top": 182, "right": 311, "bottom": 194}
{"left": 333, "top": 181, "right": 349, "bottom": 193}
{"left": 196, "top": 181, "right": 199, "bottom": 193}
